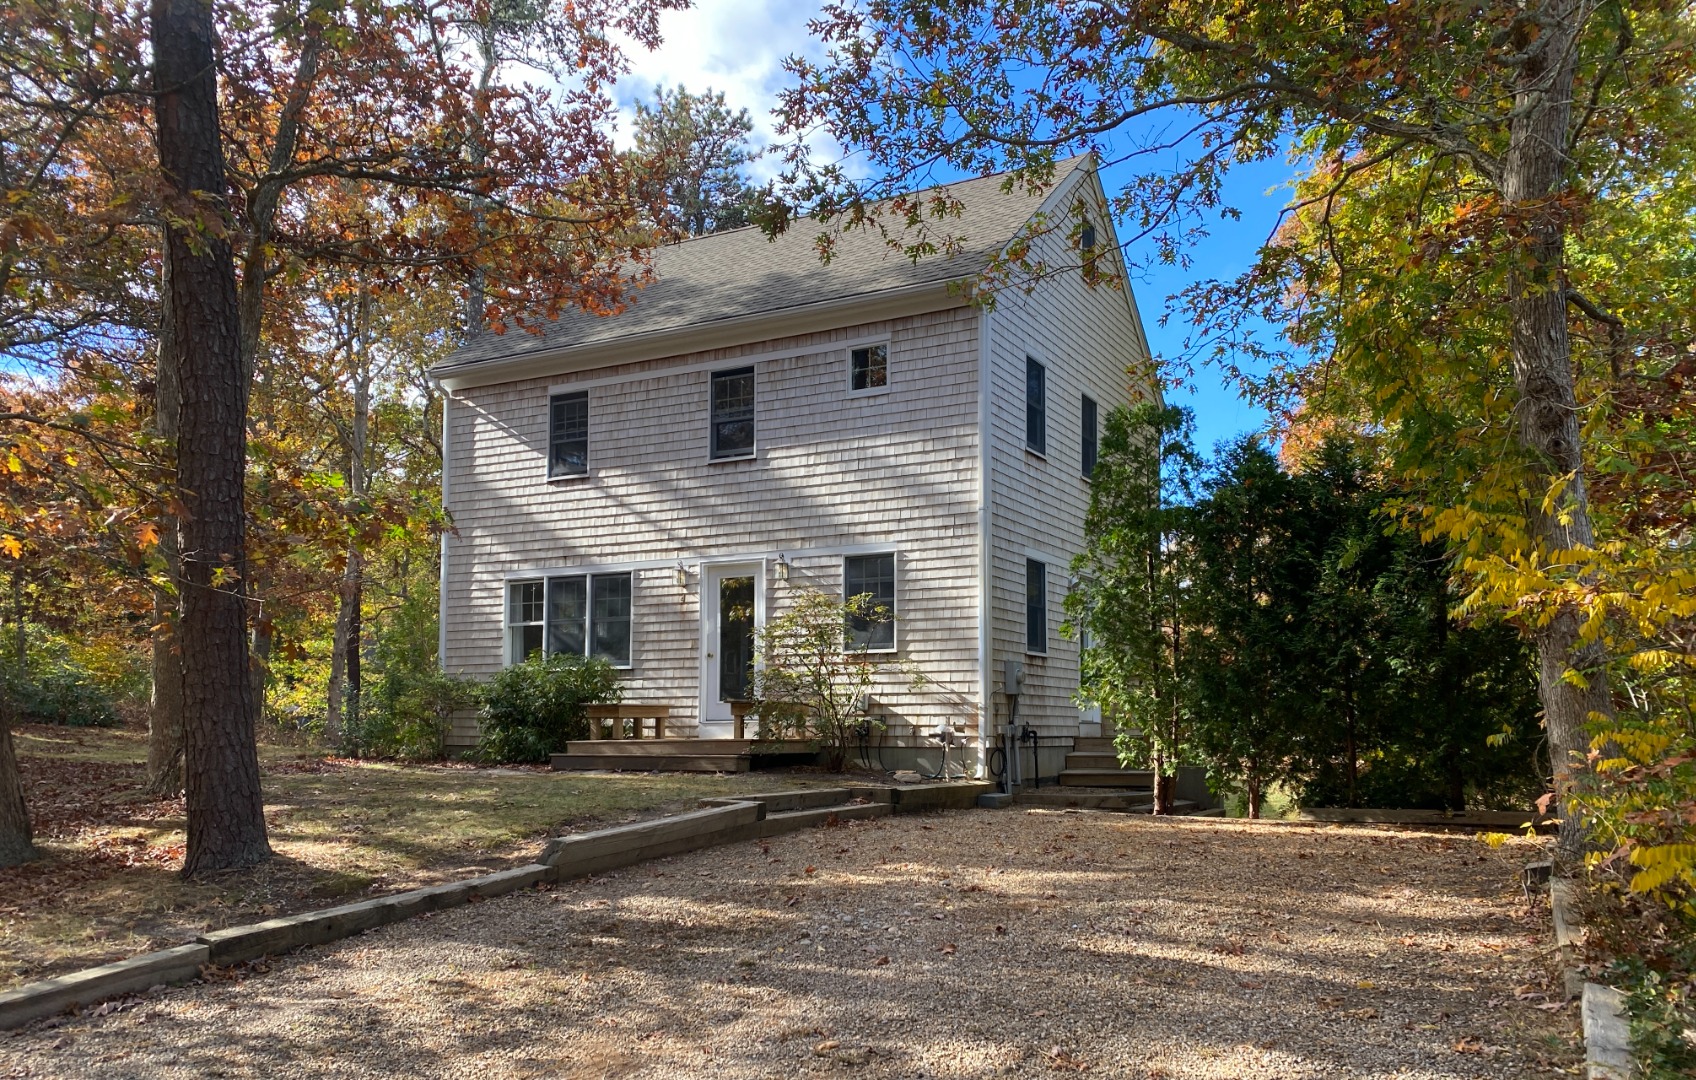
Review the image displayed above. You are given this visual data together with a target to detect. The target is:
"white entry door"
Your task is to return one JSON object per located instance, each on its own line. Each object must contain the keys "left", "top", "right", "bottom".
{"left": 699, "top": 561, "right": 764, "bottom": 737}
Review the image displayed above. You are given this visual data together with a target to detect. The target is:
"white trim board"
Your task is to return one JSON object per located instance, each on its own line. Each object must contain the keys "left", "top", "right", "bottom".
{"left": 500, "top": 541, "right": 907, "bottom": 582}
{"left": 545, "top": 330, "right": 900, "bottom": 397}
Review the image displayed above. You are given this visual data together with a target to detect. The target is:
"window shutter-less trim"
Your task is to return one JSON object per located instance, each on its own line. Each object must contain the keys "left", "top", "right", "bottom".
{"left": 1026, "top": 558, "right": 1047, "bottom": 653}
{"left": 843, "top": 553, "right": 896, "bottom": 651}
{"left": 508, "top": 572, "right": 633, "bottom": 667}
{"left": 850, "top": 344, "right": 888, "bottom": 392}
{"left": 1025, "top": 357, "right": 1046, "bottom": 454}
{"left": 1082, "top": 394, "right": 1098, "bottom": 477}
{"left": 710, "top": 367, "right": 756, "bottom": 458}
{"left": 548, "top": 391, "right": 588, "bottom": 477}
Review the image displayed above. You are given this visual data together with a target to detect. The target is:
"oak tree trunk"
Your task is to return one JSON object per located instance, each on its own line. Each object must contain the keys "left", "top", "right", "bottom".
{"left": 152, "top": 0, "right": 271, "bottom": 875}
{"left": 1501, "top": 0, "right": 1613, "bottom": 859}
{"left": 0, "top": 719, "right": 35, "bottom": 868}
{"left": 144, "top": 577, "right": 184, "bottom": 796}
{"left": 325, "top": 289, "right": 372, "bottom": 750}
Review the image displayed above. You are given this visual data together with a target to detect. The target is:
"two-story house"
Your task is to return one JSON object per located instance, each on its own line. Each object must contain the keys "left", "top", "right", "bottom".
{"left": 430, "top": 156, "right": 1155, "bottom": 778}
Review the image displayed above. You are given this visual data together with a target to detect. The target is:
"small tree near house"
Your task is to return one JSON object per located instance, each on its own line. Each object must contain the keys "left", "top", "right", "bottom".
{"left": 747, "top": 589, "right": 891, "bottom": 772}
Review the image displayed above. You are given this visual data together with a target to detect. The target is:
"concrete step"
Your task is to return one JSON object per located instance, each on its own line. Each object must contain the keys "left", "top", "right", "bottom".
{"left": 1063, "top": 751, "right": 1124, "bottom": 770}
{"left": 1015, "top": 789, "right": 1154, "bottom": 811}
{"left": 1058, "top": 768, "right": 1155, "bottom": 789}
{"left": 1126, "top": 799, "right": 1202, "bottom": 816}
{"left": 550, "top": 754, "right": 750, "bottom": 773}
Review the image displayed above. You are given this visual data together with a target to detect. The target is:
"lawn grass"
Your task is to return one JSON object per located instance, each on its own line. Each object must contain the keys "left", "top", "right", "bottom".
{"left": 1, "top": 723, "right": 830, "bottom": 989}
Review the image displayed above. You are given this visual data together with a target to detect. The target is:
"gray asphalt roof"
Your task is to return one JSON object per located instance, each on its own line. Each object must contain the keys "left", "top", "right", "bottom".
{"left": 437, "top": 158, "right": 1088, "bottom": 371}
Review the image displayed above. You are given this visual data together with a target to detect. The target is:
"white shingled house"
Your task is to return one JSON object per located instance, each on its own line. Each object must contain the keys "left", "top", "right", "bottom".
{"left": 430, "top": 156, "right": 1156, "bottom": 780}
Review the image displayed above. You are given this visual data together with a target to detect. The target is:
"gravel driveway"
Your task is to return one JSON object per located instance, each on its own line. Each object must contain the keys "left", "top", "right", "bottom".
{"left": 1, "top": 810, "right": 1577, "bottom": 1079}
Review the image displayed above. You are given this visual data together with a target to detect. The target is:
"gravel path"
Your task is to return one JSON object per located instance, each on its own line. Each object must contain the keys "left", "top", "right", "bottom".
{"left": 1, "top": 810, "right": 1577, "bottom": 1078}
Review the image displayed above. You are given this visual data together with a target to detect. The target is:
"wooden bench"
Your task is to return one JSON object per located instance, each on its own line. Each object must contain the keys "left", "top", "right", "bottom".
{"left": 584, "top": 704, "right": 670, "bottom": 740}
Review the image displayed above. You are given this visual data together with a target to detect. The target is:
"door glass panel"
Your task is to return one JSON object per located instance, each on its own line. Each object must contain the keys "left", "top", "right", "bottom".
{"left": 718, "top": 575, "right": 755, "bottom": 701}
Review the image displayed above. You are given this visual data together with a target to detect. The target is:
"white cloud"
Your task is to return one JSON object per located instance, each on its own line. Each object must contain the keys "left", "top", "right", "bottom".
{"left": 612, "top": 0, "right": 834, "bottom": 178}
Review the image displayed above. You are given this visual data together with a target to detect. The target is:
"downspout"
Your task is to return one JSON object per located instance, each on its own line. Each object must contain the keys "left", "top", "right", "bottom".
{"left": 976, "top": 303, "right": 994, "bottom": 780}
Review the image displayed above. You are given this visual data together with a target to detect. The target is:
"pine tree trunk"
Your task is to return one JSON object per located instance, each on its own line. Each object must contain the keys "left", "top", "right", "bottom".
{"left": 0, "top": 707, "right": 36, "bottom": 867}
{"left": 1246, "top": 772, "right": 1262, "bottom": 821}
{"left": 144, "top": 246, "right": 183, "bottom": 798}
{"left": 153, "top": 0, "right": 271, "bottom": 876}
{"left": 1501, "top": 0, "right": 1613, "bottom": 860}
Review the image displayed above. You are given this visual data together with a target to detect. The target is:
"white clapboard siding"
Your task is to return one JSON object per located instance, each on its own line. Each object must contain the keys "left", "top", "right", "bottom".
{"left": 443, "top": 306, "right": 984, "bottom": 740}
{"left": 983, "top": 166, "right": 1156, "bottom": 738}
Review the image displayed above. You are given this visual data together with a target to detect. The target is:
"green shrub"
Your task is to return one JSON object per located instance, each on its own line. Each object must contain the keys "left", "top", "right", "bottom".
{"left": 355, "top": 668, "right": 482, "bottom": 761}
{"left": 475, "top": 653, "right": 619, "bottom": 764}
{"left": 0, "top": 627, "right": 119, "bottom": 727}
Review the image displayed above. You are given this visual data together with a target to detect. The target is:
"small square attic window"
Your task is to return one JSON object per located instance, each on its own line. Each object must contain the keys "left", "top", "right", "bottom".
{"left": 851, "top": 344, "right": 888, "bottom": 392}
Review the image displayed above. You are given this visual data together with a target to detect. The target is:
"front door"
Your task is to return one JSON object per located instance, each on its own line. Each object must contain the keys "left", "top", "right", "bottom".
{"left": 700, "top": 562, "right": 763, "bottom": 736}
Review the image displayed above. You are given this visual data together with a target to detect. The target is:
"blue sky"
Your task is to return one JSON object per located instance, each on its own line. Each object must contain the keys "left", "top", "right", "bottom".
{"left": 614, "top": 0, "right": 1291, "bottom": 455}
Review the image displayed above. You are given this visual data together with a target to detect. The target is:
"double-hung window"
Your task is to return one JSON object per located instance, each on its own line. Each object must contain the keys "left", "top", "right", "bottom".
{"left": 1025, "top": 357, "right": 1046, "bottom": 455}
{"left": 508, "top": 572, "right": 632, "bottom": 666}
{"left": 843, "top": 553, "right": 896, "bottom": 651}
{"left": 850, "top": 344, "right": 888, "bottom": 393}
{"left": 1081, "top": 395, "right": 1098, "bottom": 478}
{"left": 1025, "top": 558, "right": 1048, "bottom": 654}
{"left": 710, "top": 367, "right": 755, "bottom": 459}
{"left": 508, "top": 581, "right": 545, "bottom": 661}
{"left": 548, "top": 391, "right": 588, "bottom": 478}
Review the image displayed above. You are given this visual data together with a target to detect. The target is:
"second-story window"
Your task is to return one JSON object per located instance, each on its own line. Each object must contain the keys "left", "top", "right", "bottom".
{"left": 1026, "top": 558, "right": 1048, "bottom": 654}
{"left": 548, "top": 391, "right": 589, "bottom": 478}
{"left": 710, "top": 367, "right": 755, "bottom": 459}
{"left": 1082, "top": 394, "right": 1098, "bottom": 478}
{"left": 850, "top": 344, "right": 888, "bottom": 393}
{"left": 1025, "top": 356, "right": 1046, "bottom": 455}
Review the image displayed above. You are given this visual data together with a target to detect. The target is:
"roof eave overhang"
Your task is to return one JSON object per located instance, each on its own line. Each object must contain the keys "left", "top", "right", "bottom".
{"left": 433, "top": 277, "right": 974, "bottom": 392}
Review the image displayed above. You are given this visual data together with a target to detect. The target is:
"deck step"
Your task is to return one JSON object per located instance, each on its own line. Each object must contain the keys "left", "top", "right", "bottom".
{"left": 1058, "top": 768, "right": 1155, "bottom": 788}
{"left": 560, "top": 738, "right": 749, "bottom": 755}
{"left": 1070, "top": 737, "right": 1117, "bottom": 754}
{"left": 550, "top": 754, "right": 750, "bottom": 773}
{"left": 1063, "top": 751, "right": 1124, "bottom": 770}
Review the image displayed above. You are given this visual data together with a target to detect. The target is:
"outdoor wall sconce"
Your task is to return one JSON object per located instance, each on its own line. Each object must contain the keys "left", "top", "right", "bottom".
{"left": 674, "top": 559, "right": 688, "bottom": 588}
{"left": 775, "top": 553, "right": 790, "bottom": 582}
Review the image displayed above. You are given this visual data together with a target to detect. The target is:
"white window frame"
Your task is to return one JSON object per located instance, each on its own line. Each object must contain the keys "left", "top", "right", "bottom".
{"left": 708, "top": 366, "right": 757, "bottom": 462}
{"left": 847, "top": 340, "right": 891, "bottom": 398}
{"left": 505, "top": 572, "right": 635, "bottom": 670}
{"left": 842, "top": 551, "right": 898, "bottom": 654}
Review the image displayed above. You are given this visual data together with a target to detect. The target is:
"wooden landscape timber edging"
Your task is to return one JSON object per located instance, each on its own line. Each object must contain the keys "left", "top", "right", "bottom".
{"left": 0, "top": 781, "right": 992, "bottom": 1030}
{"left": 1536, "top": 867, "right": 1635, "bottom": 1079}
{"left": 1295, "top": 807, "right": 1557, "bottom": 832}
{"left": 1581, "top": 982, "right": 1633, "bottom": 1080}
